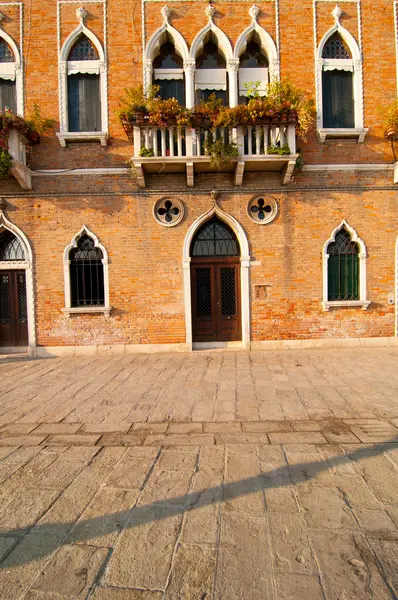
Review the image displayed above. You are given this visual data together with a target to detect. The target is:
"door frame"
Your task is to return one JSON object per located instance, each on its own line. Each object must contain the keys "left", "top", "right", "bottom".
{"left": 183, "top": 202, "right": 251, "bottom": 350}
{"left": 0, "top": 212, "right": 36, "bottom": 356}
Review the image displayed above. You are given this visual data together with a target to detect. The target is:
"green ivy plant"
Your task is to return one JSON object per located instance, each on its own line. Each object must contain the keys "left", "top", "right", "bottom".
{"left": 203, "top": 135, "right": 239, "bottom": 169}
{"left": 139, "top": 147, "right": 154, "bottom": 157}
{"left": 267, "top": 143, "right": 291, "bottom": 155}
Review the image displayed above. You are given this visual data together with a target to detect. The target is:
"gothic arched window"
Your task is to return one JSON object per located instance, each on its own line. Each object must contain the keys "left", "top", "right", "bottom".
{"left": 321, "top": 32, "right": 354, "bottom": 128}
{"left": 67, "top": 35, "right": 101, "bottom": 132}
{"left": 191, "top": 217, "right": 239, "bottom": 257}
{"left": 327, "top": 227, "right": 359, "bottom": 301}
{"left": 69, "top": 234, "right": 105, "bottom": 307}
{"left": 0, "top": 230, "right": 25, "bottom": 261}
{"left": 153, "top": 39, "right": 185, "bottom": 105}
{"left": 238, "top": 35, "right": 269, "bottom": 103}
{"left": 195, "top": 38, "right": 227, "bottom": 105}
{"left": 0, "top": 39, "right": 16, "bottom": 113}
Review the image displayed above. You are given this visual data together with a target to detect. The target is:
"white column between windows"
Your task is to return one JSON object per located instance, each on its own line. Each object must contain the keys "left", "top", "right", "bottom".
{"left": 227, "top": 59, "right": 240, "bottom": 107}
{"left": 184, "top": 59, "right": 196, "bottom": 109}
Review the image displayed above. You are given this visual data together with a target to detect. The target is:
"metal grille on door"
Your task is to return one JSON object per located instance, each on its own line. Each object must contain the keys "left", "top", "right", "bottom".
{"left": 195, "top": 268, "right": 212, "bottom": 317}
{"left": 220, "top": 268, "right": 236, "bottom": 316}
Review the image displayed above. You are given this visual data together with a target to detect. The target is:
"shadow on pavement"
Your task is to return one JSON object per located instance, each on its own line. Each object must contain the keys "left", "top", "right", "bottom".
{"left": 0, "top": 436, "right": 397, "bottom": 570}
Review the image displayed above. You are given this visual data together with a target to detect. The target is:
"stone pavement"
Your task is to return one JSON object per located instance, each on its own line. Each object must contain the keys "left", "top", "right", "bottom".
{"left": 0, "top": 349, "right": 397, "bottom": 599}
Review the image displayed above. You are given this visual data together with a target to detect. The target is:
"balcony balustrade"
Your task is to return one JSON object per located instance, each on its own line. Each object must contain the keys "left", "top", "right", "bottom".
{"left": 7, "top": 127, "right": 32, "bottom": 190}
{"left": 131, "top": 123, "right": 298, "bottom": 188}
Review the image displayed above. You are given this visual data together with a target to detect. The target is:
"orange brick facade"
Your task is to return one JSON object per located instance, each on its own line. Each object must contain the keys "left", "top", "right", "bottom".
{"left": 0, "top": 0, "right": 397, "bottom": 353}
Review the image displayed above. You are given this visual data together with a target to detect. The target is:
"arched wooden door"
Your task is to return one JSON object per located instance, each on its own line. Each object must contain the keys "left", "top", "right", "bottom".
{"left": 190, "top": 217, "right": 241, "bottom": 342}
{"left": 0, "top": 231, "right": 28, "bottom": 347}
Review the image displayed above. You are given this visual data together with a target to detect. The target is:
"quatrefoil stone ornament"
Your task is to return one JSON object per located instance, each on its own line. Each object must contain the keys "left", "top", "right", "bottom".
{"left": 247, "top": 195, "right": 278, "bottom": 224}
{"left": 153, "top": 197, "right": 185, "bottom": 227}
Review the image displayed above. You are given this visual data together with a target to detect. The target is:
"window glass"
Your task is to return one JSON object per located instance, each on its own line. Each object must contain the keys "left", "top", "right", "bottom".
{"left": 153, "top": 41, "right": 183, "bottom": 69}
{"left": 322, "top": 71, "right": 354, "bottom": 128}
{"left": 327, "top": 228, "right": 359, "bottom": 301}
{"left": 0, "top": 231, "right": 25, "bottom": 261}
{"left": 322, "top": 33, "right": 351, "bottom": 59}
{"left": 69, "top": 235, "right": 105, "bottom": 307}
{"left": 67, "top": 74, "right": 101, "bottom": 132}
{"left": 191, "top": 217, "right": 239, "bottom": 257}
{"left": 196, "top": 41, "right": 226, "bottom": 69}
{"left": 68, "top": 35, "right": 99, "bottom": 61}
{"left": 0, "top": 80, "right": 16, "bottom": 113}
{"left": 0, "top": 39, "right": 14, "bottom": 63}
{"left": 239, "top": 40, "right": 268, "bottom": 68}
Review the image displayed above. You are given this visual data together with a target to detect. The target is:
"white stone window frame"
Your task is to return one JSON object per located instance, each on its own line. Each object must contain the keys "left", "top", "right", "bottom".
{"left": 0, "top": 29, "right": 23, "bottom": 115}
{"left": 234, "top": 5, "right": 280, "bottom": 105}
{"left": 0, "top": 211, "right": 36, "bottom": 355}
{"left": 57, "top": 21, "right": 108, "bottom": 147}
{"left": 316, "top": 12, "right": 367, "bottom": 143}
{"left": 62, "top": 225, "right": 111, "bottom": 317}
{"left": 322, "top": 220, "right": 370, "bottom": 312}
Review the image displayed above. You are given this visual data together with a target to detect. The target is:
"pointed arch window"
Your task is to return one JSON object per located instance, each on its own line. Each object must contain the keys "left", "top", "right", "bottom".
{"left": 57, "top": 20, "right": 108, "bottom": 147}
{"left": 317, "top": 13, "right": 367, "bottom": 142}
{"left": 322, "top": 223, "right": 370, "bottom": 311}
{"left": 153, "top": 39, "right": 185, "bottom": 105}
{"left": 0, "top": 230, "right": 25, "bottom": 261}
{"left": 63, "top": 228, "right": 110, "bottom": 316}
{"left": 66, "top": 35, "right": 101, "bottom": 133}
{"left": 195, "top": 37, "right": 228, "bottom": 105}
{"left": 191, "top": 217, "right": 239, "bottom": 257}
{"left": 321, "top": 33, "right": 354, "bottom": 128}
{"left": 0, "top": 38, "right": 17, "bottom": 114}
{"left": 238, "top": 34, "right": 269, "bottom": 103}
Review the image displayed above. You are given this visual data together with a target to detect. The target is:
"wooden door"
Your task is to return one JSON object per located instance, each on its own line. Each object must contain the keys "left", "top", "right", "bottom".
{"left": 191, "top": 259, "right": 241, "bottom": 342}
{"left": 0, "top": 271, "right": 28, "bottom": 347}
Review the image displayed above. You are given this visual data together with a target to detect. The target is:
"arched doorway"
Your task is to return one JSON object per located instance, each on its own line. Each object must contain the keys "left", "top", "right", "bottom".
{"left": 0, "top": 212, "right": 35, "bottom": 354}
{"left": 190, "top": 216, "right": 242, "bottom": 343}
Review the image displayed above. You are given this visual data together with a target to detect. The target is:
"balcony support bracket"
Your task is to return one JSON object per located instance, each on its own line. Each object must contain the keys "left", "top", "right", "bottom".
{"left": 10, "top": 160, "right": 32, "bottom": 191}
{"left": 133, "top": 162, "right": 146, "bottom": 188}
{"left": 282, "top": 160, "right": 296, "bottom": 185}
{"left": 186, "top": 162, "right": 194, "bottom": 187}
{"left": 234, "top": 160, "right": 245, "bottom": 186}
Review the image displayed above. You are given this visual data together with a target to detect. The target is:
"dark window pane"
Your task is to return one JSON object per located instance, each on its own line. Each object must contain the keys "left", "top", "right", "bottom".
{"left": 0, "top": 80, "right": 17, "bottom": 113}
{"left": 68, "top": 74, "right": 101, "bottom": 132}
{"left": 239, "top": 40, "right": 268, "bottom": 68}
{"left": 191, "top": 217, "right": 239, "bottom": 257}
{"left": 68, "top": 35, "right": 99, "bottom": 61}
{"left": 322, "top": 70, "right": 354, "bottom": 128}
{"left": 322, "top": 33, "right": 351, "bottom": 59}
{"left": 17, "top": 272, "right": 27, "bottom": 322}
{"left": 220, "top": 267, "right": 236, "bottom": 316}
{"left": 0, "top": 274, "right": 10, "bottom": 323}
{"left": 0, "top": 39, "right": 14, "bottom": 63}
{"left": 0, "top": 230, "right": 25, "bottom": 261}
{"left": 196, "top": 41, "right": 226, "bottom": 69}
{"left": 195, "top": 88, "right": 227, "bottom": 105}
{"left": 154, "top": 78, "right": 185, "bottom": 104}
{"left": 195, "top": 268, "right": 212, "bottom": 317}
{"left": 153, "top": 41, "right": 183, "bottom": 69}
{"left": 69, "top": 235, "right": 105, "bottom": 307}
{"left": 327, "top": 228, "right": 359, "bottom": 301}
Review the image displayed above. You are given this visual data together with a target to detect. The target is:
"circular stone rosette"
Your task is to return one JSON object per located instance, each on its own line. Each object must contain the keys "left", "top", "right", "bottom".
{"left": 247, "top": 195, "right": 278, "bottom": 225}
{"left": 153, "top": 197, "right": 185, "bottom": 227}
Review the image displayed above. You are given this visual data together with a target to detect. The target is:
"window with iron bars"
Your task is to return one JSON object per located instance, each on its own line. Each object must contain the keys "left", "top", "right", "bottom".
{"left": 327, "top": 228, "right": 359, "bottom": 301}
{"left": 69, "top": 235, "right": 105, "bottom": 307}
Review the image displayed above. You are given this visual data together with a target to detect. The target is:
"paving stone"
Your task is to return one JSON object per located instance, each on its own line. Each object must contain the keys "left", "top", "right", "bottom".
{"left": 203, "top": 422, "right": 242, "bottom": 433}
{"left": 368, "top": 538, "right": 398, "bottom": 595}
{"left": 274, "top": 574, "right": 326, "bottom": 600}
{"left": 0, "top": 435, "right": 47, "bottom": 446}
{"left": 387, "top": 507, "right": 398, "bottom": 529}
{"left": 165, "top": 544, "right": 216, "bottom": 599}
{"left": 33, "top": 423, "right": 83, "bottom": 435}
{"left": 323, "top": 429, "right": 360, "bottom": 443}
{"left": 167, "top": 422, "right": 203, "bottom": 434}
{"left": 334, "top": 474, "right": 381, "bottom": 509}
{"left": 241, "top": 421, "right": 293, "bottom": 432}
{"left": 0, "top": 423, "right": 37, "bottom": 434}
{"left": 216, "top": 433, "right": 269, "bottom": 445}
{"left": 138, "top": 467, "right": 194, "bottom": 508}
{"left": 349, "top": 452, "right": 398, "bottom": 505}
{"left": 261, "top": 464, "right": 299, "bottom": 513}
{"left": 104, "top": 506, "right": 182, "bottom": 590}
{"left": 144, "top": 434, "right": 215, "bottom": 446}
{"left": 157, "top": 449, "right": 198, "bottom": 471}
{"left": 290, "top": 421, "right": 326, "bottom": 431}
{"left": 91, "top": 589, "right": 163, "bottom": 600}
{"left": 106, "top": 448, "right": 158, "bottom": 489}
{"left": 133, "top": 423, "right": 168, "bottom": 433}
{"left": 269, "top": 513, "right": 317, "bottom": 574}
{"left": 214, "top": 512, "right": 273, "bottom": 600}
{"left": 67, "top": 487, "right": 139, "bottom": 547}
{"left": 224, "top": 450, "right": 265, "bottom": 515}
{"left": 0, "top": 536, "right": 18, "bottom": 561}
{"left": 355, "top": 509, "right": 397, "bottom": 534}
{"left": 298, "top": 486, "right": 357, "bottom": 530}
{"left": 45, "top": 434, "right": 101, "bottom": 446}
{"left": 349, "top": 426, "right": 398, "bottom": 443}
{"left": 29, "top": 544, "right": 109, "bottom": 599}
{"left": 0, "top": 488, "right": 61, "bottom": 532}
{"left": 310, "top": 531, "right": 393, "bottom": 600}
{"left": 268, "top": 432, "right": 327, "bottom": 444}
{"left": 80, "top": 423, "right": 132, "bottom": 434}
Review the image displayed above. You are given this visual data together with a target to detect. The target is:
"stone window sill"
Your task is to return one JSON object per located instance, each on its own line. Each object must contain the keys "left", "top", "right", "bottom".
{"left": 322, "top": 300, "right": 371, "bottom": 312}
{"left": 318, "top": 128, "right": 368, "bottom": 143}
{"left": 56, "top": 132, "right": 109, "bottom": 147}
{"left": 62, "top": 306, "right": 111, "bottom": 317}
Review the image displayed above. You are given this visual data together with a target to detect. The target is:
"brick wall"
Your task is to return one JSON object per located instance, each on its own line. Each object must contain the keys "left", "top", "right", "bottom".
{"left": 1, "top": 0, "right": 397, "bottom": 347}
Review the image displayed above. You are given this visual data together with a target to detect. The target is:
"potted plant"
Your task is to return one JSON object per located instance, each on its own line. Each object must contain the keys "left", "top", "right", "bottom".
{"left": 264, "top": 79, "right": 314, "bottom": 140}
{"left": 267, "top": 143, "right": 291, "bottom": 155}
{"left": 192, "top": 93, "right": 224, "bottom": 129}
{"left": 382, "top": 99, "right": 398, "bottom": 140}
{"left": 116, "top": 84, "right": 159, "bottom": 127}
{"left": 147, "top": 96, "right": 191, "bottom": 127}
{"left": 139, "top": 147, "right": 154, "bottom": 157}
{"left": 0, "top": 106, "right": 45, "bottom": 179}
{"left": 203, "top": 133, "right": 239, "bottom": 169}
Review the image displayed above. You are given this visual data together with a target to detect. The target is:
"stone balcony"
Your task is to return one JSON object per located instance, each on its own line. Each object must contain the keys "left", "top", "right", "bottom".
{"left": 131, "top": 123, "right": 298, "bottom": 188}
{"left": 7, "top": 127, "right": 32, "bottom": 190}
